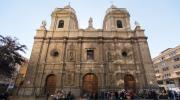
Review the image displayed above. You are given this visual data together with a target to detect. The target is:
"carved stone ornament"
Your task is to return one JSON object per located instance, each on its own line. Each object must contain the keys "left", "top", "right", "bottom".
{"left": 122, "top": 51, "right": 128, "bottom": 57}
{"left": 69, "top": 51, "right": 74, "bottom": 61}
{"left": 86, "top": 17, "right": 95, "bottom": 30}
{"left": 107, "top": 51, "right": 112, "bottom": 61}
{"left": 135, "top": 21, "right": 140, "bottom": 26}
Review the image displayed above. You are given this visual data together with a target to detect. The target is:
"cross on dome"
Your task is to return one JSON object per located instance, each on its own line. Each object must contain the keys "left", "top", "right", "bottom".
{"left": 110, "top": 1, "right": 117, "bottom": 8}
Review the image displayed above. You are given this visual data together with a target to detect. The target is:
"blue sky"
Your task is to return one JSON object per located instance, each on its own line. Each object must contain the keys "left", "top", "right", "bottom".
{"left": 0, "top": 0, "right": 180, "bottom": 58}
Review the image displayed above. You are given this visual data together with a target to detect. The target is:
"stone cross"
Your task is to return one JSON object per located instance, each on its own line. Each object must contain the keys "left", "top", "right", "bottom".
{"left": 68, "top": 2, "right": 71, "bottom": 6}
{"left": 110, "top": 1, "right": 114, "bottom": 5}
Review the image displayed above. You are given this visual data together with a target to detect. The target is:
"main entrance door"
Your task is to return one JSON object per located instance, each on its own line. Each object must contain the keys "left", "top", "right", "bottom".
{"left": 124, "top": 74, "right": 136, "bottom": 92}
{"left": 82, "top": 73, "right": 98, "bottom": 94}
{"left": 45, "top": 74, "right": 56, "bottom": 95}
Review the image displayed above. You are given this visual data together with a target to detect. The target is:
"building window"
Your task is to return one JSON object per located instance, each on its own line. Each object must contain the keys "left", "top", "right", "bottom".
{"left": 58, "top": 20, "right": 64, "bottom": 28}
{"left": 174, "top": 57, "right": 180, "bottom": 62}
{"left": 161, "top": 62, "right": 166, "bottom": 66}
{"left": 155, "top": 70, "right": 159, "bottom": 73}
{"left": 156, "top": 76, "right": 161, "bottom": 78}
{"left": 117, "top": 20, "right": 123, "bottom": 28}
{"left": 154, "top": 65, "right": 158, "bottom": 69}
{"left": 162, "top": 67, "right": 169, "bottom": 71}
{"left": 176, "top": 72, "right": 180, "bottom": 75}
{"left": 166, "top": 80, "right": 174, "bottom": 84}
{"left": 157, "top": 81, "right": 163, "bottom": 85}
{"left": 87, "top": 49, "right": 94, "bottom": 60}
{"left": 174, "top": 64, "right": 180, "bottom": 69}
{"left": 160, "top": 57, "right": 164, "bottom": 61}
{"left": 169, "top": 51, "right": 176, "bottom": 57}
{"left": 164, "top": 73, "right": 171, "bottom": 78}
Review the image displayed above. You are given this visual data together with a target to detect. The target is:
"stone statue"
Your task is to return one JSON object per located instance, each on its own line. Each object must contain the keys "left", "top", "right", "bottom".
{"left": 39, "top": 20, "right": 47, "bottom": 30}
{"left": 42, "top": 20, "right": 47, "bottom": 27}
{"left": 135, "top": 21, "right": 140, "bottom": 26}
{"left": 107, "top": 52, "right": 112, "bottom": 61}
{"left": 69, "top": 51, "right": 74, "bottom": 61}
{"left": 88, "top": 17, "right": 93, "bottom": 27}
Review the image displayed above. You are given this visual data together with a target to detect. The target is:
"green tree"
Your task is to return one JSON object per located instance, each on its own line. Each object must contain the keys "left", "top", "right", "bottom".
{"left": 0, "top": 35, "right": 27, "bottom": 77}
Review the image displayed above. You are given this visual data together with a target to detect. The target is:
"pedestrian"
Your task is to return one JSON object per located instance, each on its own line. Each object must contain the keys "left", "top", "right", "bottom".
{"left": 115, "top": 91, "right": 119, "bottom": 100}
{"left": 125, "top": 91, "right": 131, "bottom": 100}
{"left": 67, "top": 91, "right": 74, "bottom": 100}
{"left": 110, "top": 92, "right": 116, "bottom": 100}
{"left": 168, "top": 90, "right": 176, "bottom": 100}
{"left": 46, "top": 90, "right": 50, "bottom": 100}
{"left": 151, "top": 90, "right": 158, "bottom": 100}
{"left": 159, "top": 89, "right": 168, "bottom": 99}
{"left": 53, "top": 90, "right": 63, "bottom": 100}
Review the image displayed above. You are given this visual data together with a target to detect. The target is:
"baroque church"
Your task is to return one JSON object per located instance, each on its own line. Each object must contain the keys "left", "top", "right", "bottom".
{"left": 18, "top": 4, "right": 156, "bottom": 96}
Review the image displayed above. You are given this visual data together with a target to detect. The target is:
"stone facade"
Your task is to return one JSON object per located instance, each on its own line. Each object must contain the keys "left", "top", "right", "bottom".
{"left": 18, "top": 5, "right": 156, "bottom": 96}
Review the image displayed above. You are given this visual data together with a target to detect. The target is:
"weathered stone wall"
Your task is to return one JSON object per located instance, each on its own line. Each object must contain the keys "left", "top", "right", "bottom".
{"left": 19, "top": 5, "right": 156, "bottom": 96}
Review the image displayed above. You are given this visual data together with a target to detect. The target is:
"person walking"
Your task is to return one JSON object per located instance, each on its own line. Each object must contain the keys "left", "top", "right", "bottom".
{"left": 168, "top": 90, "right": 176, "bottom": 100}
{"left": 46, "top": 90, "right": 50, "bottom": 100}
{"left": 67, "top": 91, "right": 74, "bottom": 100}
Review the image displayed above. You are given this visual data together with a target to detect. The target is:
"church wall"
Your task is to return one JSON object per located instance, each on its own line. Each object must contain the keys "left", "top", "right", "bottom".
{"left": 26, "top": 40, "right": 44, "bottom": 83}
{"left": 133, "top": 40, "right": 148, "bottom": 87}
{"left": 19, "top": 5, "right": 157, "bottom": 97}
{"left": 19, "top": 39, "right": 46, "bottom": 95}
{"left": 23, "top": 33, "right": 155, "bottom": 96}
{"left": 137, "top": 39, "right": 157, "bottom": 85}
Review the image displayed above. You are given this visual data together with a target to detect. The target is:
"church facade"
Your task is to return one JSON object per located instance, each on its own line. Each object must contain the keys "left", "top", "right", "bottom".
{"left": 19, "top": 5, "right": 156, "bottom": 96}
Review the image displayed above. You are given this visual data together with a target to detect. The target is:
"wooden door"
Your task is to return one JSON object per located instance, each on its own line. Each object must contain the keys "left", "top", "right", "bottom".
{"left": 46, "top": 74, "right": 56, "bottom": 95}
{"left": 83, "top": 73, "right": 98, "bottom": 93}
{"left": 124, "top": 74, "right": 136, "bottom": 92}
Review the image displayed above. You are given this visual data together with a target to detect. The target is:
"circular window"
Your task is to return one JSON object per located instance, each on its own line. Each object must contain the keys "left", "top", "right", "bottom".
{"left": 50, "top": 49, "right": 59, "bottom": 57}
{"left": 122, "top": 51, "right": 128, "bottom": 57}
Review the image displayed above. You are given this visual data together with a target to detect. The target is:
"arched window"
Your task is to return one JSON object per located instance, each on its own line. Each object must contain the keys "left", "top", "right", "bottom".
{"left": 117, "top": 20, "right": 123, "bottom": 28}
{"left": 58, "top": 20, "right": 64, "bottom": 28}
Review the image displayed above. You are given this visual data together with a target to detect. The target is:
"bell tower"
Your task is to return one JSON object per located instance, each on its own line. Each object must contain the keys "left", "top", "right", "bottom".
{"left": 50, "top": 4, "right": 79, "bottom": 31}
{"left": 103, "top": 5, "right": 131, "bottom": 31}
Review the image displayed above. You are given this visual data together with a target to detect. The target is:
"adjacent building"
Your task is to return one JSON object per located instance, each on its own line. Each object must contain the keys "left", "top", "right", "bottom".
{"left": 153, "top": 45, "right": 180, "bottom": 91}
{"left": 19, "top": 4, "right": 156, "bottom": 97}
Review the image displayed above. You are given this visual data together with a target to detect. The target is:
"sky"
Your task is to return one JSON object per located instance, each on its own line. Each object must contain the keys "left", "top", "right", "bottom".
{"left": 0, "top": 0, "right": 180, "bottom": 59}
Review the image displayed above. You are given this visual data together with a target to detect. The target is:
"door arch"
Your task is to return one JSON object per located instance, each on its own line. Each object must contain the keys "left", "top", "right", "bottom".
{"left": 45, "top": 74, "right": 57, "bottom": 95}
{"left": 124, "top": 74, "right": 136, "bottom": 92}
{"left": 82, "top": 73, "right": 98, "bottom": 94}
